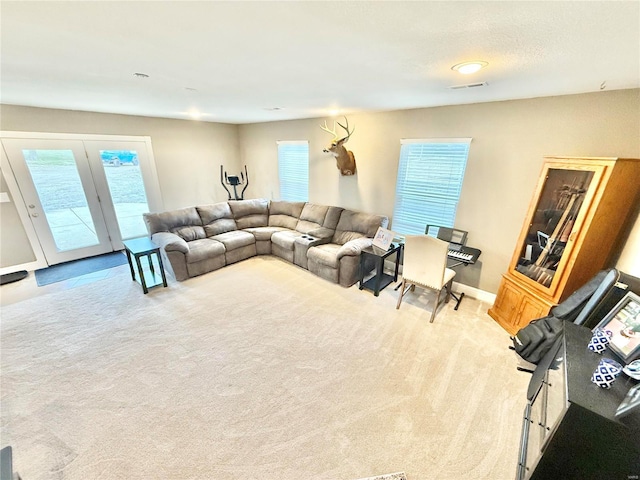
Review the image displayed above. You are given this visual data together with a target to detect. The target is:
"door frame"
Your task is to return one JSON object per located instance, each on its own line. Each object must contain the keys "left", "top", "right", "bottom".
{"left": 0, "top": 132, "right": 163, "bottom": 274}
{"left": 3, "top": 138, "right": 115, "bottom": 265}
{"left": 0, "top": 146, "right": 48, "bottom": 274}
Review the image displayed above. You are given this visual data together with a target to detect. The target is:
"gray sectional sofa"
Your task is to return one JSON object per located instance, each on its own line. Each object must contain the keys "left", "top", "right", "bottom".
{"left": 143, "top": 199, "right": 389, "bottom": 287}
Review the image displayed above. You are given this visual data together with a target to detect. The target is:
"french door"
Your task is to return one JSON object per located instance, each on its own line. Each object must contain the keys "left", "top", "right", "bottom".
{"left": 2, "top": 136, "right": 160, "bottom": 266}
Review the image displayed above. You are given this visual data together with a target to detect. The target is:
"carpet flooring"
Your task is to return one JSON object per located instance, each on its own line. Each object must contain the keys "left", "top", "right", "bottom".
{"left": 34, "top": 251, "right": 128, "bottom": 286}
{"left": 1, "top": 256, "right": 529, "bottom": 479}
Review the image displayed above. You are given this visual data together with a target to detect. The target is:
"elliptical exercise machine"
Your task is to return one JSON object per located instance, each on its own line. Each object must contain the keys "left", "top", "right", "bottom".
{"left": 220, "top": 165, "right": 249, "bottom": 200}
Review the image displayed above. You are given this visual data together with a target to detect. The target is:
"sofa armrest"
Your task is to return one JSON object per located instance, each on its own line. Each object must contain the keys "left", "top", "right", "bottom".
{"left": 151, "top": 232, "right": 189, "bottom": 254}
{"left": 307, "top": 227, "right": 335, "bottom": 240}
{"left": 336, "top": 237, "right": 373, "bottom": 259}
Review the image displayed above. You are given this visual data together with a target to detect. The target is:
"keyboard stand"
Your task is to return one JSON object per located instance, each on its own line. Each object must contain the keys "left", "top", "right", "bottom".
{"left": 446, "top": 258, "right": 469, "bottom": 310}
{"left": 449, "top": 288, "right": 465, "bottom": 311}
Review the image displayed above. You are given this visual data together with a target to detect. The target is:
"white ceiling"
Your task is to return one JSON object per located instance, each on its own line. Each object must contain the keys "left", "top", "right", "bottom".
{"left": 2, "top": 1, "right": 639, "bottom": 125}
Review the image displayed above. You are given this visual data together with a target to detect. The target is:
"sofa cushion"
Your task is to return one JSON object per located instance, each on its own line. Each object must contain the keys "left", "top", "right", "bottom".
{"left": 143, "top": 207, "right": 205, "bottom": 240}
{"left": 295, "top": 203, "right": 326, "bottom": 234}
{"left": 271, "top": 230, "right": 303, "bottom": 251}
{"left": 295, "top": 204, "right": 345, "bottom": 237}
{"left": 197, "top": 203, "right": 238, "bottom": 237}
{"left": 269, "top": 201, "right": 305, "bottom": 229}
{"left": 243, "top": 226, "right": 289, "bottom": 241}
{"left": 173, "top": 225, "right": 206, "bottom": 242}
{"left": 299, "top": 202, "right": 328, "bottom": 223}
{"left": 307, "top": 244, "right": 341, "bottom": 269}
{"left": 210, "top": 230, "right": 255, "bottom": 251}
{"left": 185, "top": 238, "right": 226, "bottom": 264}
{"left": 323, "top": 206, "right": 344, "bottom": 230}
{"left": 229, "top": 199, "right": 269, "bottom": 229}
{"left": 332, "top": 210, "right": 388, "bottom": 245}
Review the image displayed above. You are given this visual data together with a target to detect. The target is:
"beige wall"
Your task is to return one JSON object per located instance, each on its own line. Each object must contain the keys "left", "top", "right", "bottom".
{"left": 239, "top": 89, "right": 640, "bottom": 293}
{"left": 617, "top": 203, "right": 640, "bottom": 276}
{"left": 0, "top": 169, "right": 36, "bottom": 268}
{"left": 0, "top": 105, "right": 241, "bottom": 271}
{"left": 0, "top": 105, "right": 241, "bottom": 208}
{"left": 2, "top": 91, "right": 639, "bottom": 292}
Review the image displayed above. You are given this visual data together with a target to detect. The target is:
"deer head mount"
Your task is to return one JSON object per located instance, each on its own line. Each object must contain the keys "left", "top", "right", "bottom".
{"left": 320, "top": 117, "right": 357, "bottom": 176}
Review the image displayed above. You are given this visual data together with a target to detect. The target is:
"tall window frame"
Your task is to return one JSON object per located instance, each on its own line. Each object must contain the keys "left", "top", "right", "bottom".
{"left": 392, "top": 138, "right": 471, "bottom": 235}
{"left": 277, "top": 140, "right": 309, "bottom": 202}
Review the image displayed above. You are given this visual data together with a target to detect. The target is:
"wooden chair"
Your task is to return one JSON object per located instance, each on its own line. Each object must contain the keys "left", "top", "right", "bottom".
{"left": 396, "top": 234, "right": 456, "bottom": 322}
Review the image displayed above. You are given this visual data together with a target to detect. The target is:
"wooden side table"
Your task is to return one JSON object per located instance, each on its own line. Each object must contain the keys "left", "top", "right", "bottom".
{"left": 359, "top": 243, "right": 403, "bottom": 296}
{"left": 123, "top": 237, "right": 168, "bottom": 294}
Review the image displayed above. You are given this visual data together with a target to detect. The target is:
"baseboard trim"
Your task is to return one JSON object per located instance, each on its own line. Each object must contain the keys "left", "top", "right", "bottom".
{"left": 0, "top": 259, "right": 47, "bottom": 276}
{"left": 387, "top": 260, "right": 496, "bottom": 305}
{"left": 452, "top": 281, "right": 496, "bottom": 304}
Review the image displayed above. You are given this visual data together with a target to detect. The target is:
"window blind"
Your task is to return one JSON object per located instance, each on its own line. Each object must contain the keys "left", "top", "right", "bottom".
{"left": 277, "top": 141, "right": 309, "bottom": 202}
{"left": 392, "top": 139, "right": 471, "bottom": 235}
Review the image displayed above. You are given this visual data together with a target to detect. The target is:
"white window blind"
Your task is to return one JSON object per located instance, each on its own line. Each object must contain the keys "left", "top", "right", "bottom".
{"left": 392, "top": 138, "right": 471, "bottom": 235}
{"left": 277, "top": 141, "right": 309, "bottom": 202}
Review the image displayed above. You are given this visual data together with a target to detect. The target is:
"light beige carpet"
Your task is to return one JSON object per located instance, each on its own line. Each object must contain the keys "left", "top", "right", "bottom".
{"left": 356, "top": 472, "right": 406, "bottom": 480}
{"left": 0, "top": 256, "right": 528, "bottom": 479}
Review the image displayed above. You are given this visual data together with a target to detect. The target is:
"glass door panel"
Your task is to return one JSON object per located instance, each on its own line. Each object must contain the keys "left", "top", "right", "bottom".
{"left": 99, "top": 149, "right": 150, "bottom": 240}
{"left": 23, "top": 149, "right": 101, "bottom": 250}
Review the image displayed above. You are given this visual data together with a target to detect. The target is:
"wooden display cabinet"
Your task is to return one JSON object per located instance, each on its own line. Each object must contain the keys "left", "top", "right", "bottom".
{"left": 489, "top": 156, "right": 640, "bottom": 335}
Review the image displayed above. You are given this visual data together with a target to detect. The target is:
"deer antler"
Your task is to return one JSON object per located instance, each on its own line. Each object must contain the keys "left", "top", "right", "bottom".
{"left": 336, "top": 116, "right": 354, "bottom": 142}
{"left": 320, "top": 120, "right": 338, "bottom": 140}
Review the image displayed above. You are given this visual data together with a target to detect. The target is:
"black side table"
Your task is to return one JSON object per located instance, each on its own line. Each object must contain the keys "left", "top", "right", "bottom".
{"left": 359, "top": 243, "right": 403, "bottom": 296}
{"left": 123, "top": 237, "right": 168, "bottom": 294}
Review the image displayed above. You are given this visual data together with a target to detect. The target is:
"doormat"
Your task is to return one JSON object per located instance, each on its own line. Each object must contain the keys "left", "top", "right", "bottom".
{"left": 35, "top": 251, "right": 128, "bottom": 287}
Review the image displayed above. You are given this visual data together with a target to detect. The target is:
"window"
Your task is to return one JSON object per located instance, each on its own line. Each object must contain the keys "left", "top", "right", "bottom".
{"left": 392, "top": 138, "right": 471, "bottom": 234}
{"left": 277, "top": 141, "right": 309, "bottom": 201}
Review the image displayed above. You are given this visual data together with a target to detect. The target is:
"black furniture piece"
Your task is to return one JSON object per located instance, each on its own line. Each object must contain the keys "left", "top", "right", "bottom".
{"left": 359, "top": 243, "right": 403, "bottom": 297}
{"left": 123, "top": 237, "right": 168, "bottom": 294}
{"left": 0, "top": 446, "right": 20, "bottom": 480}
{"left": 425, "top": 224, "right": 481, "bottom": 265}
{"left": 425, "top": 224, "right": 468, "bottom": 246}
{"left": 516, "top": 321, "right": 640, "bottom": 480}
{"left": 0, "top": 270, "right": 28, "bottom": 285}
{"left": 575, "top": 270, "right": 640, "bottom": 329}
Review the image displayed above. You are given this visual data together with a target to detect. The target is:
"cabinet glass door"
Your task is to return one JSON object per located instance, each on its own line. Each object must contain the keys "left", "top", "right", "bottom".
{"left": 513, "top": 167, "right": 596, "bottom": 290}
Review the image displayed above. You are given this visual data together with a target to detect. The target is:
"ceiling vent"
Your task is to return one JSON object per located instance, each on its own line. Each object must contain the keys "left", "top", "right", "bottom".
{"left": 448, "top": 81, "right": 488, "bottom": 90}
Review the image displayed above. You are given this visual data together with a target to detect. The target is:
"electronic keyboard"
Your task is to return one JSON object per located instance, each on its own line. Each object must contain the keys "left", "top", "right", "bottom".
{"left": 447, "top": 243, "right": 482, "bottom": 265}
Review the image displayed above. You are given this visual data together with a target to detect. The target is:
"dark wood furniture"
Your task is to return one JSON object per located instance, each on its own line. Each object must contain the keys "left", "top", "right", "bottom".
{"left": 516, "top": 321, "right": 640, "bottom": 480}
{"left": 489, "top": 156, "right": 640, "bottom": 335}
{"left": 123, "top": 237, "right": 168, "bottom": 294}
{"left": 359, "top": 243, "right": 403, "bottom": 296}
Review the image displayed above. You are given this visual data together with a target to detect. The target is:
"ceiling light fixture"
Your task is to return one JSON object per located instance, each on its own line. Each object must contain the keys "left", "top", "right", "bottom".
{"left": 451, "top": 61, "right": 488, "bottom": 75}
